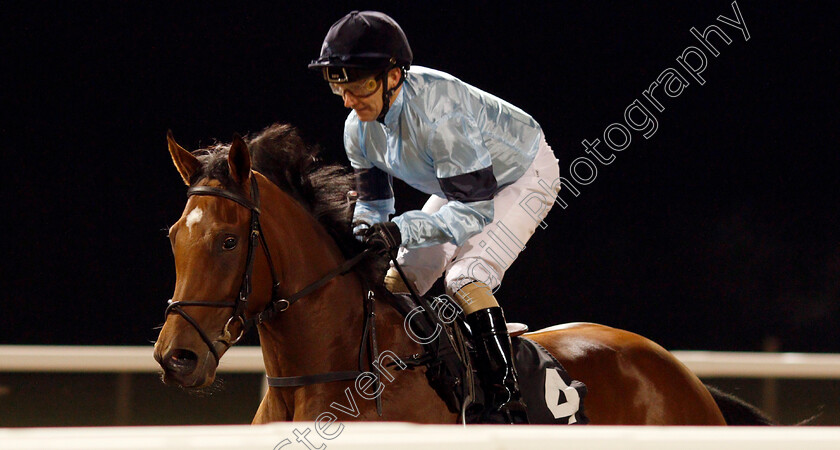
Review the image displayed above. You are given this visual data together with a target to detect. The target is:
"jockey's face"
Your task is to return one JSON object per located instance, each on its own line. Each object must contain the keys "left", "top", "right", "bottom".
{"left": 339, "top": 67, "right": 402, "bottom": 122}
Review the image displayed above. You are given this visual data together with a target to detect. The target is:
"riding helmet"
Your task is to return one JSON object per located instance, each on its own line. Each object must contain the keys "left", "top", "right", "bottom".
{"left": 309, "top": 11, "right": 413, "bottom": 83}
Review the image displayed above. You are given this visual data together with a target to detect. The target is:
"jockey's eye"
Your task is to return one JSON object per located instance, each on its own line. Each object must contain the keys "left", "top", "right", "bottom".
{"left": 222, "top": 236, "right": 238, "bottom": 251}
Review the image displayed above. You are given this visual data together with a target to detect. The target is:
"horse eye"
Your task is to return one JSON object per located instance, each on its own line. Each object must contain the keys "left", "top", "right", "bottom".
{"left": 222, "top": 236, "right": 238, "bottom": 251}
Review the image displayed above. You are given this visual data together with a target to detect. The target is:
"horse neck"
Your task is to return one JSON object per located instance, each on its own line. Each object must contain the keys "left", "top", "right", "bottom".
{"left": 250, "top": 174, "right": 368, "bottom": 379}
{"left": 247, "top": 176, "right": 446, "bottom": 422}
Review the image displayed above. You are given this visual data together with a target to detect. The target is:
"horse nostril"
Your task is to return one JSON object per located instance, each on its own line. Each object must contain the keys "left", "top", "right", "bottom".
{"left": 164, "top": 349, "right": 198, "bottom": 375}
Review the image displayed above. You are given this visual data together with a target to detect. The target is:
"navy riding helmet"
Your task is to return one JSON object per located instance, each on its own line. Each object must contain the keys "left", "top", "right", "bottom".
{"left": 309, "top": 11, "right": 413, "bottom": 121}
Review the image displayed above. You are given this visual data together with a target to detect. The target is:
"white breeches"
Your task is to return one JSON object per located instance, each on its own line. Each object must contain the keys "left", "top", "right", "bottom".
{"left": 395, "top": 136, "right": 561, "bottom": 297}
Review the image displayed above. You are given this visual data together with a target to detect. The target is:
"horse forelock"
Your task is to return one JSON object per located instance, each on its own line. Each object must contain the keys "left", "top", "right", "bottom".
{"left": 183, "top": 144, "right": 240, "bottom": 196}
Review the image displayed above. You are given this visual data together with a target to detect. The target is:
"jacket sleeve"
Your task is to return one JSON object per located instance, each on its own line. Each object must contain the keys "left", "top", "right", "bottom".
{"left": 352, "top": 167, "right": 395, "bottom": 229}
{"left": 344, "top": 117, "right": 395, "bottom": 230}
{"left": 393, "top": 111, "right": 497, "bottom": 248}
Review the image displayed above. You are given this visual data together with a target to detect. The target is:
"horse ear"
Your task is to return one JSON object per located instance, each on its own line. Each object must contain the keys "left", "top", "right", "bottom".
{"left": 228, "top": 133, "right": 251, "bottom": 185}
{"left": 167, "top": 130, "right": 200, "bottom": 185}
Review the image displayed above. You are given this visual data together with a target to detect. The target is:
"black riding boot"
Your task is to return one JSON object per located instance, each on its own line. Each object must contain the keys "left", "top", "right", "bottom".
{"left": 466, "top": 307, "right": 529, "bottom": 424}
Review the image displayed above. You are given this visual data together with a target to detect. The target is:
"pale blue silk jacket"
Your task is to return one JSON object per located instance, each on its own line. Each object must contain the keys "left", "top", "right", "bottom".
{"left": 345, "top": 66, "right": 543, "bottom": 248}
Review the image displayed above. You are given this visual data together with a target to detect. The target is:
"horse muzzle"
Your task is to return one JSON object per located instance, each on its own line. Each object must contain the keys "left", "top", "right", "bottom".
{"left": 154, "top": 341, "right": 219, "bottom": 388}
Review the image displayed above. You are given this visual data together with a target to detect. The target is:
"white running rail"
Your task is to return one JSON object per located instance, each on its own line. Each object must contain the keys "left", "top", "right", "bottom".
{"left": 2, "top": 346, "right": 840, "bottom": 378}
{"left": 1, "top": 423, "right": 840, "bottom": 450}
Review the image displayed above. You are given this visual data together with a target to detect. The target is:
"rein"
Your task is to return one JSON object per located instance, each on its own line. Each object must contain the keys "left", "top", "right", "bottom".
{"left": 164, "top": 176, "right": 371, "bottom": 367}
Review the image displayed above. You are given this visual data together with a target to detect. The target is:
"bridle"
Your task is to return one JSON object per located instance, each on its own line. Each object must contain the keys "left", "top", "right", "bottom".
{"left": 163, "top": 172, "right": 464, "bottom": 417}
{"left": 164, "top": 175, "right": 368, "bottom": 364}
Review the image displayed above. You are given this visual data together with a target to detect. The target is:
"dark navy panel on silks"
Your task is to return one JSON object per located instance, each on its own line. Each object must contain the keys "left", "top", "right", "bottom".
{"left": 354, "top": 166, "right": 394, "bottom": 201}
{"left": 437, "top": 166, "right": 498, "bottom": 203}
{"left": 513, "top": 337, "right": 589, "bottom": 425}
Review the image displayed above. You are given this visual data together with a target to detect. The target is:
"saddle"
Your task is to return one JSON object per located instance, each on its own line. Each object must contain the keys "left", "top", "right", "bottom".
{"left": 387, "top": 292, "right": 588, "bottom": 425}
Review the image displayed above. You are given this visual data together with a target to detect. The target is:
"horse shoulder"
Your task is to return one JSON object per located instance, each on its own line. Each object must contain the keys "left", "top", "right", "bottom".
{"left": 353, "top": 304, "right": 459, "bottom": 423}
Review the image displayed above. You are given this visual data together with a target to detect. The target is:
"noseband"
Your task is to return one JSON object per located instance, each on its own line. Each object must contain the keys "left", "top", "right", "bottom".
{"left": 164, "top": 175, "right": 367, "bottom": 363}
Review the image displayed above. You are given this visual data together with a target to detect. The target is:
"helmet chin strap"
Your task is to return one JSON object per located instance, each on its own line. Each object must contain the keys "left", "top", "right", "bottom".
{"left": 376, "top": 67, "right": 406, "bottom": 123}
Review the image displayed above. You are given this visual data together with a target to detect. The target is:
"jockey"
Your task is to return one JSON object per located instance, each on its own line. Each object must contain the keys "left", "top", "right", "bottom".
{"left": 309, "top": 11, "right": 560, "bottom": 424}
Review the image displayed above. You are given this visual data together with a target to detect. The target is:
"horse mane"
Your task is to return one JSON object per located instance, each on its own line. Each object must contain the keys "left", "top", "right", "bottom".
{"left": 190, "top": 123, "right": 386, "bottom": 285}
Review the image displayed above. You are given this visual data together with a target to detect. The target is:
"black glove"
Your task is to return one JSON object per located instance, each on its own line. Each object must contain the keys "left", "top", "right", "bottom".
{"left": 360, "top": 222, "right": 402, "bottom": 256}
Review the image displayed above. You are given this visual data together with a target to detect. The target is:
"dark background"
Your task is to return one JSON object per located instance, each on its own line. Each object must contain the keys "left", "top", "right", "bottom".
{"left": 2, "top": 1, "right": 837, "bottom": 353}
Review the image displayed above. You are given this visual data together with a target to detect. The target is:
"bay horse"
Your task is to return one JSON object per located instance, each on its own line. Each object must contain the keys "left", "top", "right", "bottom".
{"left": 153, "top": 123, "right": 759, "bottom": 425}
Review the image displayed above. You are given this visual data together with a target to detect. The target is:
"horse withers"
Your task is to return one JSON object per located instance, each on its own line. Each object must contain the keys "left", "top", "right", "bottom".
{"left": 153, "top": 123, "right": 765, "bottom": 425}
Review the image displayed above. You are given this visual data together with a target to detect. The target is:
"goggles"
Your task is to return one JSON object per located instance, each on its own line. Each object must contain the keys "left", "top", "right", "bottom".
{"left": 329, "top": 76, "right": 381, "bottom": 98}
{"left": 322, "top": 67, "right": 382, "bottom": 98}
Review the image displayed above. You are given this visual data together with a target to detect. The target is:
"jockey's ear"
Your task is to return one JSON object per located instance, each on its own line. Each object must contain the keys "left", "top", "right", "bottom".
{"left": 167, "top": 130, "right": 200, "bottom": 185}
{"left": 228, "top": 133, "right": 251, "bottom": 185}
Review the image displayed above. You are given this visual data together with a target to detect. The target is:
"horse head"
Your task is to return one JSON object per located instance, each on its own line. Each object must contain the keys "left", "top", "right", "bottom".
{"left": 154, "top": 131, "right": 273, "bottom": 388}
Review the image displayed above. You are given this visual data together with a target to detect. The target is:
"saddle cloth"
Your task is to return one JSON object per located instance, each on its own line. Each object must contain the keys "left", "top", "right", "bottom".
{"left": 511, "top": 336, "right": 588, "bottom": 425}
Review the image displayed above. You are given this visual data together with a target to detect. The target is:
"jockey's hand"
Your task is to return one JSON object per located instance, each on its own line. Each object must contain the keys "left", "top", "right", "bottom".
{"left": 359, "top": 222, "right": 402, "bottom": 256}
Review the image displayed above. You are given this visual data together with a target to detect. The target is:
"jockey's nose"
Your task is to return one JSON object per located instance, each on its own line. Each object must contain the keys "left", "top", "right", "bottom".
{"left": 343, "top": 91, "right": 362, "bottom": 109}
